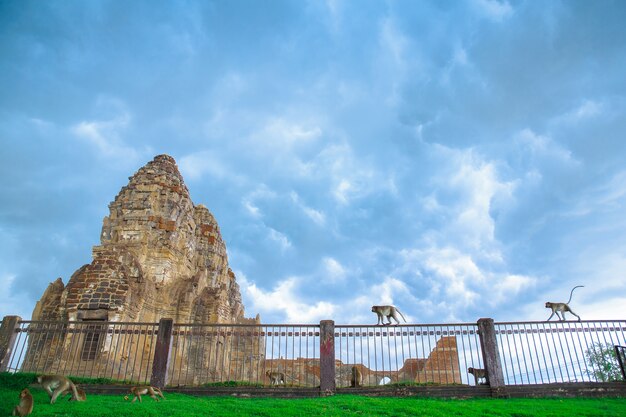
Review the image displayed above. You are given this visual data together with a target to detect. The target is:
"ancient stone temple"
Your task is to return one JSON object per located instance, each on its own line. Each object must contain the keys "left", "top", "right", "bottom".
{"left": 33, "top": 154, "right": 253, "bottom": 324}
{"left": 26, "top": 154, "right": 261, "bottom": 382}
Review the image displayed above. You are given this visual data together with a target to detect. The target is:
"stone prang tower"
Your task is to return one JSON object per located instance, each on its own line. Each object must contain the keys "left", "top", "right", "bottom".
{"left": 33, "top": 154, "right": 257, "bottom": 324}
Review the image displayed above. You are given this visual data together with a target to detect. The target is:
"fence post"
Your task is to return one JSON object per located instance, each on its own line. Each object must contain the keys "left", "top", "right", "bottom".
{"left": 150, "top": 318, "right": 173, "bottom": 389}
{"left": 319, "top": 320, "right": 335, "bottom": 395}
{"left": 0, "top": 316, "right": 22, "bottom": 372}
{"left": 477, "top": 318, "right": 507, "bottom": 397}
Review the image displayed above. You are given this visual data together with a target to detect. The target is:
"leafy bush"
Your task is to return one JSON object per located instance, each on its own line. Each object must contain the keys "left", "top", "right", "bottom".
{"left": 584, "top": 342, "right": 623, "bottom": 382}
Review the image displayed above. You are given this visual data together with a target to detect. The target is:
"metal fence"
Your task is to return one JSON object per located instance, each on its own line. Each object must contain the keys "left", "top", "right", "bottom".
{"left": 167, "top": 323, "right": 320, "bottom": 387}
{"left": 495, "top": 320, "right": 626, "bottom": 385}
{"left": 1, "top": 317, "right": 624, "bottom": 390}
{"left": 4, "top": 320, "right": 159, "bottom": 384}
{"left": 334, "top": 323, "right": 483, "bottom": 386}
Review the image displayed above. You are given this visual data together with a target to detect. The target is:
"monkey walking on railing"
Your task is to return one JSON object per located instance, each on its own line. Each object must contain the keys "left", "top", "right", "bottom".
{"left": 371, "top": 305, "right": 407, "bottom": 325}
{"left": 545, "top": 285, "right": 584, "bottom": 322}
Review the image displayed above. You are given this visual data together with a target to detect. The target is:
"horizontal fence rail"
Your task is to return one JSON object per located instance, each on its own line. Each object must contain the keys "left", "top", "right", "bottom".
{"left": 494, "top": 320, "right": 626, "bottom": 385}
{"left": 168, "top": 323, "right": 320, "bottom": 387}
{"left": 334, "top": 323, "right": 484, "bottom": 387}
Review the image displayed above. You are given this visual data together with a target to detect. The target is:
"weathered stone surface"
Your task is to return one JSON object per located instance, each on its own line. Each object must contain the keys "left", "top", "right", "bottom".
{"left": 33, "top": 154, "right": 254, "bottom": 325}
{"left": 27, "top": 155, "right": 261, "bottom": 382}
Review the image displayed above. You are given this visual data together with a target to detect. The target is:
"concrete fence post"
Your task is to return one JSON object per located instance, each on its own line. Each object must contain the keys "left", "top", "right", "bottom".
{"left": 477, "top": 317, "right": 507, "bottom": 397}
{"left": 319, "top": 320, "right": 336, "bottom": 395}
{"left": 150, "top": 318, "right": 174, "bottom": 389}
{"left": 0, "top": 315, "right": 22, "bottom": 372}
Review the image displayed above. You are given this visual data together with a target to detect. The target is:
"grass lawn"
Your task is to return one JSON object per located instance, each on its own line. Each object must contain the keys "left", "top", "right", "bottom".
{"left": 1, "top": 386, "right": 625, "bottom": 417}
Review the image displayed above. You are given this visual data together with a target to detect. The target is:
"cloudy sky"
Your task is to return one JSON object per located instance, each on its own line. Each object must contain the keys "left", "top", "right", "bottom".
{"left": 1, "top": 0, "right": 625, "bottom": 325}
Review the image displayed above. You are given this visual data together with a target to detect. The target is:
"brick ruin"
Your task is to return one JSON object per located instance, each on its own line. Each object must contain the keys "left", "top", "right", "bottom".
{"left": 266, "top": 336, "right": 461, "bottom": 387}
{"left": 26, "top": 154, "right": 262, "bottom": 381}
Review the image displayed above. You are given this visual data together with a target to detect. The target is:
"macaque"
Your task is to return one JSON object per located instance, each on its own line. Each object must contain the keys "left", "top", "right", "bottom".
{"left": 265, "top": 370, "right": 285, "bottom": 386}
{"left": 467, "top": 367, "right": 487, "bottom": 386}
{"left": 128, "top": 386, "right": 165, "bottom": 403}
{"left": 12, "top": 388, "right": 33, "bottom": 416}
{"left": 350, "top": 366, "right": 362, "bottom": 388}
{"left": 37, "top": 375, "right": 81, "bottom": 404}
{"left": 64, "top": 386, "right": 86, "bottom": 401}
{"left": 546, "top": 285, "right": 583, "bottom": 322}
{"left": 371, "top": 305, "right": 407, "bottom": 325}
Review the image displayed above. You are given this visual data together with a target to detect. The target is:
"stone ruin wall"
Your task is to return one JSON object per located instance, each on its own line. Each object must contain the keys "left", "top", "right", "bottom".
{"left": 263, "top": 336, "right": 462, "bottom": 387}
{"left": 25, "top": 155, "right": 262, "bottom": 382}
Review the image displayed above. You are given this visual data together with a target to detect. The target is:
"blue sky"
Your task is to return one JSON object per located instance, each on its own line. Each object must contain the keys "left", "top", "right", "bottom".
{"left": 1, "top": 0, "right": 625, "bottom": 324}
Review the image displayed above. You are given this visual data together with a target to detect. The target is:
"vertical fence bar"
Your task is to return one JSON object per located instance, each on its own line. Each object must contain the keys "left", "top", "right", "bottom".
{"left": 477, "top": 318, "right": 506, "bottom": 396}
{"left": 0, "top": 316, "right": 21, "bottom": 372}
{"left": 319, "top": 320, "right": 335, "bottom": 394}
{"left": 150, "top": 318, "right": 173, "bottom": 389}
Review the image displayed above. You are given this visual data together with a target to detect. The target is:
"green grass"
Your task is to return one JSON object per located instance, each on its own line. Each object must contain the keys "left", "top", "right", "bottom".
{"left": 1, "top": 385, "right": 625, "bottom": 417}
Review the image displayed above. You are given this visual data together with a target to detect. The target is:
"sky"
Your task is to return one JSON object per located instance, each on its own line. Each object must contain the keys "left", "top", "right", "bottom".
{"left": 1, "top": 0, "right": 625, "bottom": 325}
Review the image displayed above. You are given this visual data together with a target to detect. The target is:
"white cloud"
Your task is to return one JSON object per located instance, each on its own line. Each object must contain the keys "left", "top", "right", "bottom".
{"left": 238, "top": 273, "right": 335, "bottom": 323}
{"left": 241, "top": 184, "right": 277, "bottom": 218}
{"left": 267, "top": 228, "right": 292, "bottom": 252}
{"left": 322, "top": 257, "right": 346, "bottom": 283}
{"left": 290, "top": 192, "right": 326, "bottom": 226}
{"left": 472, "top": 0, "right": 514, "bottom": 22}
{"left": 431, "top": 145, "right": 516, "bottom": 256}
{"left": 315, "top": 143, "right": 394, "bottom": 206}
{"left": 251, "top": 118, "right": 322, "bottom": 151}
{"left": 515, "top": 129, "right": 577, "bottom": 165}
{"left": 554, "top": 99, "right": 604, "bottom": 125}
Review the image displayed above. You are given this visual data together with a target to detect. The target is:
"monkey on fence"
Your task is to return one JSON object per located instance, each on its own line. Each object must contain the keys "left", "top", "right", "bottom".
{"left": 12, "top": 388, "right": 33, "bottom": 416}
{"left": 37, "top": 375, "right": 83, "bottom": 404}
{"left": 467, "top": 367, "right": 487, "bottom": 386}
{"left": 265, "top": 370, "right": 286, "bottom": 386}
{"left": 545, "top": 285, "right": 583, "bottom": 322}
{"left": 371, "top": 305, "right": 407, "bottom": 325}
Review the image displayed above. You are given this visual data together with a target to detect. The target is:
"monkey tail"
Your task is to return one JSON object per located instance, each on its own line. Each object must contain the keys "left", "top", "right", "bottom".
{"left": 397, "top": 309, "right": 407, "bottom": 323}
{"left": 567, "top": 285, "right": 584, "bottom": 304}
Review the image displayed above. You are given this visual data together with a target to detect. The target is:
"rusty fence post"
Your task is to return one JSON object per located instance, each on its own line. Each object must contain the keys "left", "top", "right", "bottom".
{"left": 150, "top": 318, "right": 173, "bottom": 389}
{"left": 0, "top": 315, "right": 22, "bottom": 372}
{"left": 319, "top": 320, "right": 336, "bottom": 395}
{"left": 477, "top": 318, "right": 507, "bottom": 397}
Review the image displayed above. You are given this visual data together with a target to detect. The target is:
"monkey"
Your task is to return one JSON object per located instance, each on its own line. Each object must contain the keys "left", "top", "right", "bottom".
{"left": 371, "top": 305, "right": 407, "bottom": 325}
{"left": 37, "top": 375, "right": 81, "bottom": 404}
{"left": 128, "top": 386, "right": 165, "bottom": 403}
{"left": 350, "top": 366, "right": 362, "bottom": 388}
{"left": 12, "top": 388, "right": 33, "bottom": 417}
{"left": 545, "top": 285, "right": 583, "bottom": 322}
{"left": 265, "top": 370, "right": 285, "bottom": 386}
{"left": 63, "top": 386, "right": 86, "bottom": 401}
{"left": 467, "top": 367, "right": 488, "bottom": 386}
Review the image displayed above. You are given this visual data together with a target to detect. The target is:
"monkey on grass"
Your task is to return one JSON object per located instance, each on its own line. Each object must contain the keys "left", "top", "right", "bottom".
{"left": 125, "top": 386, "right": 165, "bottom": 403}
{"left": 12, "top": 388, "right": 33, "bottom": 416}
{"left": 37, "top": 375, "right": 84, "bottom": 404}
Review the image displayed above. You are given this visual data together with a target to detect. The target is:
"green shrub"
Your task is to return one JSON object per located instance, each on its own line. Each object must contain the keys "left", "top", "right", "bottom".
{"left": 0, "top": 372, "right": 38, "bottom": 389}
